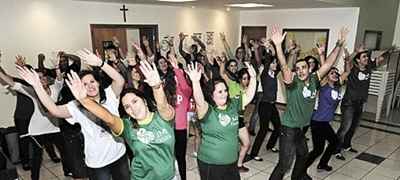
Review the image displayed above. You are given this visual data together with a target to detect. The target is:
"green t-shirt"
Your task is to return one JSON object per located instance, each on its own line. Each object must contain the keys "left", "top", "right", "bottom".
{"left": 227, "top": 79, "right": 242, "bottom": 98}
{"left": 282, "top": 73, "right": 320, "bottom": 128}
{"left": 121, "top": 113, "right": 175, "bottom": 180}
{"left": 198, "top": 98, "right": 241, "bottom": 165}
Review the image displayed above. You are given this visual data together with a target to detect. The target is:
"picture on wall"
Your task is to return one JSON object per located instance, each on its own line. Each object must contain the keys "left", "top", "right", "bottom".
{"left": 283, "top": 28, "right": 329, "bottom": 60}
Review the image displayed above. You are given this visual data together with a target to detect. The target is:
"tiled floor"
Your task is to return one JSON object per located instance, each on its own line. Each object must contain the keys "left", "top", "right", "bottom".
{"left": 15, "top": 120, "right": 400, "bottom": 180}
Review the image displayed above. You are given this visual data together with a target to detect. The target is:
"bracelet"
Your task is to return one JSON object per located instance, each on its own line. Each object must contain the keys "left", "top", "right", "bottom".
{"left": 99, "top": 59, "right": 105, "bottom": 68}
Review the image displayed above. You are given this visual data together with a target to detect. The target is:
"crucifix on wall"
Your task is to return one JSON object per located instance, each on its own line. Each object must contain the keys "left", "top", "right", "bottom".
{"left": 120, "top": 4, "right": 128, "bottom": 22}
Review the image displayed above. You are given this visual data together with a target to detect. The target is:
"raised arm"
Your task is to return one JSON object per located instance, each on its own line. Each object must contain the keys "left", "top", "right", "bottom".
{"left": 270, "top": 26, "right": 293, "bottom": 84}
{"left": 192, "top": 35, "right": 206, "bottom": 51}
{"left": 0, "top": 66, "right": 15, "bottom": 87}
{"left": 220, "top": 33, "right": 235, "bottom": 59}
{"left": 243, "top": 62, "right": 257, "bottom": 106}
{"left": 217, "top": 58, "right": 230, "bottom": 83}
{"left": 317, "top": 27, "right": 348, "bottom": 78}
{"left": 139, "top": 60, "right": 175, "bottom": 121}
{"left": 187, "top": 62, "right": 208, "bottom": 119}
{"left": 340, "top": 48, "right": 353, "bottom": 83}
{"left": 178, "top": 33, "right": 191, "bottom": 63}
{"left": 76, "top": 49, "right": 125, "bottom": 97}
{"left": 66, "top": 71, "right": 123, "bottom": 134}
{"left": 16, "top": 66, "right": 71, "bottom": 118}
{"left": 316, "top": 42, "right": 326, "bottom": 65}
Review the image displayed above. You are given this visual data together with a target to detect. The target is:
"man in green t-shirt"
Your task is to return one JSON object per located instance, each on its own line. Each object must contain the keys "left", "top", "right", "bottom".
{"left": 268, "top": 26, "right": 347, "bottom": 180}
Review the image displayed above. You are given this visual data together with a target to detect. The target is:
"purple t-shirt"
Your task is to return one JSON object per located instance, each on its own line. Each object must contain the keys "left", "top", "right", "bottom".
{"left": 312, "top": 85, "right": 341, "bottom": 122}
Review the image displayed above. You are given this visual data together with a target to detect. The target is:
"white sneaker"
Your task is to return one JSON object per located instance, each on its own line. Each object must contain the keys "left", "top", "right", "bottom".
{"left": 192, "top": 152, "right": 197, "bottom": 158}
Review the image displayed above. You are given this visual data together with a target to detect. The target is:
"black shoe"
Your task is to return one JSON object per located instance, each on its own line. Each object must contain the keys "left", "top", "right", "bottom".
{"left": 244, "top": 154, "right": 253, "bottom": 163}
{"left": 22, "top": 163, "right": 31, "bottom": 171}
{"left": 345, "top": 147, "right": 358, "bottom": 153}
{"left": 317, "top": 164, "right": 333, "bottom": 172}
{"left": 335, "top": 153, "right": 346, "bottom": 161}
{"left": 238, "top": 165, "right": 250, "bottom": 173}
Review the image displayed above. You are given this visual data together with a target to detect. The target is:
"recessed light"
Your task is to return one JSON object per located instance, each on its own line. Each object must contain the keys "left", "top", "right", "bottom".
{"left": 226, "top": 7, "right": 231, "bottom": 11}
{"left": 158, "top": 0, "right": 196, "bottom": 2}
{"left": 225, "top": 3, "right": 274, "bottom": 8}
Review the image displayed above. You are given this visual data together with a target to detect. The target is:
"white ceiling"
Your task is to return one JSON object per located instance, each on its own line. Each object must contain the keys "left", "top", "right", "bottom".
{"left": 74, "top": 0, "right": 362, "bottom": 10}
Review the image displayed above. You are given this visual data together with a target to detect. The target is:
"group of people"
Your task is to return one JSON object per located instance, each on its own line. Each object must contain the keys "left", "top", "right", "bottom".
{"left": 0, "top": 24, "right": 388, "bottom": 180}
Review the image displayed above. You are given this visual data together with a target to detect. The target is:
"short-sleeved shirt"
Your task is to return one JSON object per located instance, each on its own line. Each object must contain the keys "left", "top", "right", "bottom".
{"left": 12, "top": 81, "right": 62, "bottom": 137}
{"left": 198, "top": 98, "right": 241, "bottom": 165}
{"left": 312, "top": 85, "right": 341, "bottom": 122}
{"left": 121, "top": 113, "right": 175, "bottom": 180}
{"left": 342, "top": 62, "right": 377, "bottom": 103}
{"left": 282, "top": 73, "right": 320, "bottom": 128}
{"left": 65, "top": 87, "right": 126, "bottom": 168}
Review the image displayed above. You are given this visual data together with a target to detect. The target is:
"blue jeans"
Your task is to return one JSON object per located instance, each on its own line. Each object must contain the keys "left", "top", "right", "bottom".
{"left": 336, "top": 100, "right": 363, "bottom": 152}
{"left": 88, "top": 154, "right": 130, "bottom": 180}
{"left": 269, "top": 126, "right": 308, "bottom": 180}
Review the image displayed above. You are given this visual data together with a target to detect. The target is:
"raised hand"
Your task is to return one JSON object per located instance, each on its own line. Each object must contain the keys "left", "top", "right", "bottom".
{"left": 139, "top": 60, "right": 162, "bottom": 87}
{"left": 242, "top": 34, "right": 248, "bottom": 44}
{"left": 220, "top": 32, "right": 226, "bottom": 41}
{"left": 271, "top": 26, "right": 287, "bottom": 45}
{"left": 338, "top": 27, "right": 349, "bottom": 44}
{"left": 132, "top": 42, "right": 145, "bottom": 60}
{"left": 244, "top": 62, "right": 256, "bottom": 78}
{"left": 186, "top": 62, "right": 202, "bottom": 82}
{"left": 16, "top": 65, "right": 41, "bottom": 87}
{"left": 344, "top": 48, "right": 351, "bottom": 61}
{"left": 179, "top": 32, "right": 185, "bottom": 41}
{"left": 15, "top": 55, "right": 26, "bottom": 67}
{"left": 168, "top": 53, "right": 178, "bottom": 68}
{"left": 66, "top": 71, "right": 87, "bottom": 101}
{"left": 316, "top": 42, "right": 326, "bottom": 55}
{"left": 76, "top": 49, "right": 103, "bottom": 67}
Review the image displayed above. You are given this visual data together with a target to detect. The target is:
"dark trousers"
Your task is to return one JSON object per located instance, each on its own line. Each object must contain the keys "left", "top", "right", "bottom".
{"left": 175, "top": 129, "right": 187, "bottom": 180}
{"left": 336, "top": 100, "right": 363, "bottom": 152}
{"left": 88, "top": 153, "right": 130, "bottom": 180}
{"left": 305, "top": 121, "right": 338, "bottom": 169}
{"left": 19, "top": 136, "right": 31, "bottom": 165}
{"left": 269, "top": 126, "right": 308, "bottom": 180}
{"left": 250, "top": 101, "right": 281, "bottom": 156}
{"left": 31, "top": 133, "right": 66, "bottom": 180}
{"left": 197, "top": 160, "right": 240, "bottom": 180}
{"left": 248, "top": 92, "right": 263, "bottom": 132}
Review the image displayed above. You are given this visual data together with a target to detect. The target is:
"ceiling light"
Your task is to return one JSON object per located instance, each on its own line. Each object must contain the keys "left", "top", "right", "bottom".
{"left": 157, "top": 0, "right": 196, "bottom": 2}
{"left": 226, "top": 3, "right": 274, "bottom": 8}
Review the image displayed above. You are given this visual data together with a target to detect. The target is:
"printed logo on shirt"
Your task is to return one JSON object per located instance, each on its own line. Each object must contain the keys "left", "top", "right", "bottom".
{"left": 177, "top": 95, "right": 183, "bottom": 105}
{"left": 358, "top": 72, "right": 370, "bottom": 81}
{"left": 218, "top": 113, "right": 238, "bottom": 127}
{"left": 302, "top": 86, "right": 316, "bottom": 99}
{"left": 330, "top": 90, "right": 342, "bottom": 101}
{"left": 136, "top": 128, "right": 171, "bottom": 144}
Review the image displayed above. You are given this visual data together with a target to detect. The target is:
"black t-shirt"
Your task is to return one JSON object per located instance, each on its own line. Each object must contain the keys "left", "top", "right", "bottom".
{"left": 260, "top": 69, "right": 278, "bottom": 102}
{"left": 12, "top": 78, "right": 34, "bottom": 135}
{"left": 343, "top": 61, "right": 377, "bottom": 103}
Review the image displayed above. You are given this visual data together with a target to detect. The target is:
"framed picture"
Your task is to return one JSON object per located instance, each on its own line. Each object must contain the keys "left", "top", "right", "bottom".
{"left": 364, "top": 30, "right": 382, "bottom": 50}
{"left": 282, "top": 28, "right": 329, "bottom": 60}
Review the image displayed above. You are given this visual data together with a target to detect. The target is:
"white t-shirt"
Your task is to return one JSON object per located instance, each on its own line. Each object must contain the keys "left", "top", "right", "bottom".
{"left": 12, "top": 81, "right": 62, "bottom": 137}
{"left": 66, "top": 86, "right": 126, "bottom": 168}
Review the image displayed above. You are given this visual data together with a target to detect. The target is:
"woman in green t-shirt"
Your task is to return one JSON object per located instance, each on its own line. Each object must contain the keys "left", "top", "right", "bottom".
{"left": 186, "top": 62, "right": 257, "bottom": 180}
{"left": 65, "top": 60, "right": 176, "bottom": 180}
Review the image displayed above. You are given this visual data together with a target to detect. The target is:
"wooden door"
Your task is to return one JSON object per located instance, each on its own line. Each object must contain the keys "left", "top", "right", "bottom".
{"left": 91, "top": 27, "right": 127, "bottom": 58}
{"left": 241, "top": 26, "right": 267, "bottom": 42}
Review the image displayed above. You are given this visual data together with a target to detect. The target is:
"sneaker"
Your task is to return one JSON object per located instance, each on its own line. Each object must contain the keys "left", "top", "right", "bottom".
{"left": 317, "top": 164, "right": 333, "bottom": 172}
{"left": 252, "top": 156, "right": 263, "bottom": 161}
{"left": 238, "top": 165, "right": 250, "bottom": 173}
{"left": 335, "top": 153, "right": 346, "bottom": 161}
{"left": 192, "top": 152, "right": 198, "bottom": 158}
{"left": 344, "top": 147, "right": 358, "bottom": 153}
{"left": 267, "top": 147, "right": 279, "bottom": 153}
{"left": 22, "top": 163, "right": 31, "bottom": 171}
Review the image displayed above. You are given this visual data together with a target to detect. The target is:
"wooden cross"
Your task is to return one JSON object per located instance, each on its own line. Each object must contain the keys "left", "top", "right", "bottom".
{"left": 120, "top": 4, "right": 128, "bottom": 22}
